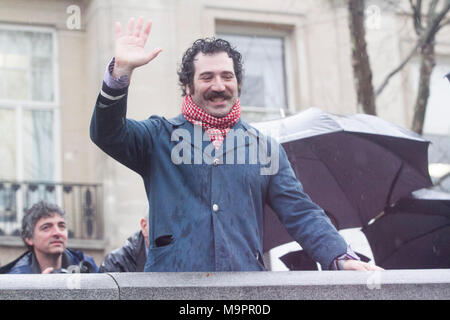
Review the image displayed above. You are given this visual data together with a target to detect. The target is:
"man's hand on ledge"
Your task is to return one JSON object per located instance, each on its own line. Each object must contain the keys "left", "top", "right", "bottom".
{"left": 342, "top": 260, "right": 384, "bottom": 271}
{"left": 42, "top": 267, "right": 54, "bottom": 274}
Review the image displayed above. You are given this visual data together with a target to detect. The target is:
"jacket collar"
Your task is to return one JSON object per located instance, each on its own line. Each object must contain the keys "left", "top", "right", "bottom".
{"left": 30, "top": 249, "right": 72, "bottom": 273}
{"left": 166, "top": 114, "right": 259, "bottom": 155}
{"left": 166, "top": 114, "right": 261, "bottom": 159}
{"left": 165, "top": 113, "right": 254, "bottom": 131}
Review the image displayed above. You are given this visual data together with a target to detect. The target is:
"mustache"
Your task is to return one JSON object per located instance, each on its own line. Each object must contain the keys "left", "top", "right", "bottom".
{"left": 204, "top": 90, "right": 232, "bottom": 100}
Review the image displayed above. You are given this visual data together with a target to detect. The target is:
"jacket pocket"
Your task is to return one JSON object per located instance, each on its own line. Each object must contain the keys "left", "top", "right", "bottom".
{"left": 155, "top": 234, "right": 174, "bottom": 247}
{"left": 145, "top": 237, "right": 176, "bottom": 269}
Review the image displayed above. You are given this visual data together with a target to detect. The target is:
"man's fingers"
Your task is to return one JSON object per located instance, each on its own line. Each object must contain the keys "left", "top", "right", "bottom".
{"left": 127, "top": 17, "right": 135, "bottom": 36}
{"left": 141, "top": 21, "right": 153, "bottom": 45}
{"left": 368, "top": 264, "right": 384, "bottom": 271}
{"left": 115, "top": 22, "right": 122, "bottom": 39}
{"left": 134, "top": 16, "right": 144, "bottom": 37}
{"left": 42, "top": 267, "right": 54, "bottom": 274}
{"left": 342, "top": 260, "right": 384, "bottom": 271}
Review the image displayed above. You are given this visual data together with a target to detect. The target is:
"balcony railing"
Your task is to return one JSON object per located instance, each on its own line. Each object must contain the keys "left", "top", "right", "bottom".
{"left": 0, "top": 181, "right": 103, "bottom": 241}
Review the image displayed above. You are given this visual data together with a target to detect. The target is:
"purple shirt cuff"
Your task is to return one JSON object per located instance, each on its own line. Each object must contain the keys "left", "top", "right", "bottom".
{"left": 104, "top": 57, "right": 129, "bottom": 89}
{"left": 330, "top": 245, "right": 361, "bottom": 270}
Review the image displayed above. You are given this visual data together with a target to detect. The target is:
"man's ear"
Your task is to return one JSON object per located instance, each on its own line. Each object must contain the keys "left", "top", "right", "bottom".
{"left": 24, "top": 237, "right": 34, "bottom": 247}
{"left": 185, "top": 85, "right": 191, "bottom": 96}
{"left": 140, "top": 218, "right": 147, "bottom": 232}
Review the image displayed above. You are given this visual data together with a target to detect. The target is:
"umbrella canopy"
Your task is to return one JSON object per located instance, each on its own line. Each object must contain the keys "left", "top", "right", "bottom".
{"left": 279, "top": 249, "right": 371, "bottom": 271}
{"left": 362, "top": 188, "right": 450, "bottom": 269}
{"left": 252, "top": 108, "right": 432, "bottom": 253}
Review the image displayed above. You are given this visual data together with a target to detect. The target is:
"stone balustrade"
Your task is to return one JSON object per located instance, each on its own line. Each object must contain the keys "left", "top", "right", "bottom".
{"left": 0, "top": 269, "right": 449, "bottom": 300}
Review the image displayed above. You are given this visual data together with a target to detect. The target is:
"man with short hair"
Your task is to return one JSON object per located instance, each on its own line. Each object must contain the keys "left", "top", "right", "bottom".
{"left": 1, "top": 201, "right": 98, "bottom": 274}
{"left": 90, "top": 17, "right": 382, "bottom": 272}
{"left": 99, "top": 217, "right": 149, "bottom": 272}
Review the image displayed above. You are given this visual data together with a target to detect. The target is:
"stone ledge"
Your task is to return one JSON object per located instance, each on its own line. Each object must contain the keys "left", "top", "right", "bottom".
{"left": 0, "top": 273, "right": 119, "bottom": 300}
{"left": 0, "top": 269, "right": 448, "bottom": 300}
{"left": 111, "top": 269, "right": 450, "bottom": 300}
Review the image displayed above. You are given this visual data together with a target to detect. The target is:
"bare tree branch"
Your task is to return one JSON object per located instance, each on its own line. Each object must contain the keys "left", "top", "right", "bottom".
{"left": 421, "top": 1, "right": 450, "bottom": 44}
{"left": 376, "top": 1, "right": 450, "bottom": 97}
{"left": 437, "top": 17, "right": 450, "bottom": 31}
{"left": 409, "top": 0, "right": 424, "bottom": 34}
{"left": 427, "top": 0, "right": 439, "bottom": 21}
{"left": 375, "top": 44, "right": 420, "bottom": 97}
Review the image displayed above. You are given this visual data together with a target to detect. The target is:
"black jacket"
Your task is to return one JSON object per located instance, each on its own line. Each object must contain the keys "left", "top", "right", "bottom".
{"left": 99, "top": 231, "right": 147, "bottom": 272}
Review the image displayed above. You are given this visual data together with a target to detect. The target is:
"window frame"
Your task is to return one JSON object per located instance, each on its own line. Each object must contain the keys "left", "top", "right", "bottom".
{"left": 216, "top": 22, "right": 296, "bottom": 116}
{"left": 0, "top": 23, "right": 61, "bottom": 232}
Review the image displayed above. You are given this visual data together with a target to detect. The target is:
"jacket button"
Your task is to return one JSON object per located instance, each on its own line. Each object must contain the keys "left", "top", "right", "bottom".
{"left": 213, "top": 158, "right": 220, "bottom": 166}
{"left": 212, "top": 204, "right": 219, "bottom": 212}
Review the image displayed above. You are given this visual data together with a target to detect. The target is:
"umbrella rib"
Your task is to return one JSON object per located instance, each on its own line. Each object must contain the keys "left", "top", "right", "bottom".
{"left": 384, "top": 162, "right": 404, "bottom": 209}
{"left": 302, "top": 140, "right": 365, "bottom": 227}
{"left": 377, "top": 222, "right": 450, "bottom": 266}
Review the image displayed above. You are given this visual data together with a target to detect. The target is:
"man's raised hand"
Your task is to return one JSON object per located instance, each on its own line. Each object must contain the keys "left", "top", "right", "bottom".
{"left": 113, "top": 17, "right": 162, "bottom": 80}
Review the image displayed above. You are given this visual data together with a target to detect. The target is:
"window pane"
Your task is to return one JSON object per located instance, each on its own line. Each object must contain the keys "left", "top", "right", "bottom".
{"left": 23, "top": 110, "right": 54, "bottom": 181}
{"left": 0, "top": 64, "right": 3, "bottom": 99}
{"left": 0, "top": 109, "right": 18, "bottom": 226}
{"left": 31, "top": 56, "right": 52, "bottom": 70}
{"left": 5, "top": 69, "right": 29, "bottom": 100}
{"left": 0, "top": 109, "right": 16, "bottom": 180}
{"left": 31, "top": 32, "right": 52, "bottom": 57}
{"left": 32, "top": 70, "right": 53, "bottom": 101}
{"left": 0, "top": 28, "right": 53, "bottom": 102}
{"left": 217, "top": 33, "right": 288, "bottom": 109}
{"left": 5, "top": 53, "right": 29, "bottom": 69}
{"left": 3, "top": 30, "right": 31, "bottom": 54}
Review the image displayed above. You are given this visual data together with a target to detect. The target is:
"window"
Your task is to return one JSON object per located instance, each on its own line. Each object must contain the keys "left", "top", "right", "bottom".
{"left": 217, "top": 33, "right": 288, "bottom": 109}
{"left": 0, "top": 25, "right": 59, "bottom": 233}
{"left": 216, "top": 23, "right": 294, "bottom": 122}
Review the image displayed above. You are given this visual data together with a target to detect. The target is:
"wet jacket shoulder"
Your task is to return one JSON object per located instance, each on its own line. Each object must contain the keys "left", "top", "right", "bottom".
{"left": 99, "top": 231, "right": 146, "bottom": 272}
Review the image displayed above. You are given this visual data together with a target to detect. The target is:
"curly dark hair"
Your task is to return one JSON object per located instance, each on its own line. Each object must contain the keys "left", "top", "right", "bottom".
{"left": 177, "top": 37, "right": 243, "bottom": 96}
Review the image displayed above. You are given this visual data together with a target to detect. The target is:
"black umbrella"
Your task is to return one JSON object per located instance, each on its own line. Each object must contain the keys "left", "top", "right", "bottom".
{"left": 252, "top": 108, "right": 432, "bottom": 253}
{"left": 445, "top": 72, "right": 450, "bottom": 83}
{"left": 362, "top": 188, "right": 450, "bottom": 269}
{"left": 279, "top": 249, "right": 371, "bottom": 271}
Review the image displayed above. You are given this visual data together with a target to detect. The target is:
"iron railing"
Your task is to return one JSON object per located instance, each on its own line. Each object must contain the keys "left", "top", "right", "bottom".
{"left": 0, "top": 181, "right": 103, "bottom": 240}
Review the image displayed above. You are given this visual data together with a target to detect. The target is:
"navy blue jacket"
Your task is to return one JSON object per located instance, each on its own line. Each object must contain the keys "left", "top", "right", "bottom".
{"left": 90, "top": 83, "right": 348, "bottom": 271}
{"left": 2, "top": 248, "right": 98, "bottom": 274}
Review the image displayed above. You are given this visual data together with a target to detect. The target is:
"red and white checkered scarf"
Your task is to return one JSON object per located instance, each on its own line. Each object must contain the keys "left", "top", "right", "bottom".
{"left": 182, "top": 95, "right": 241, "bottom": 149}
